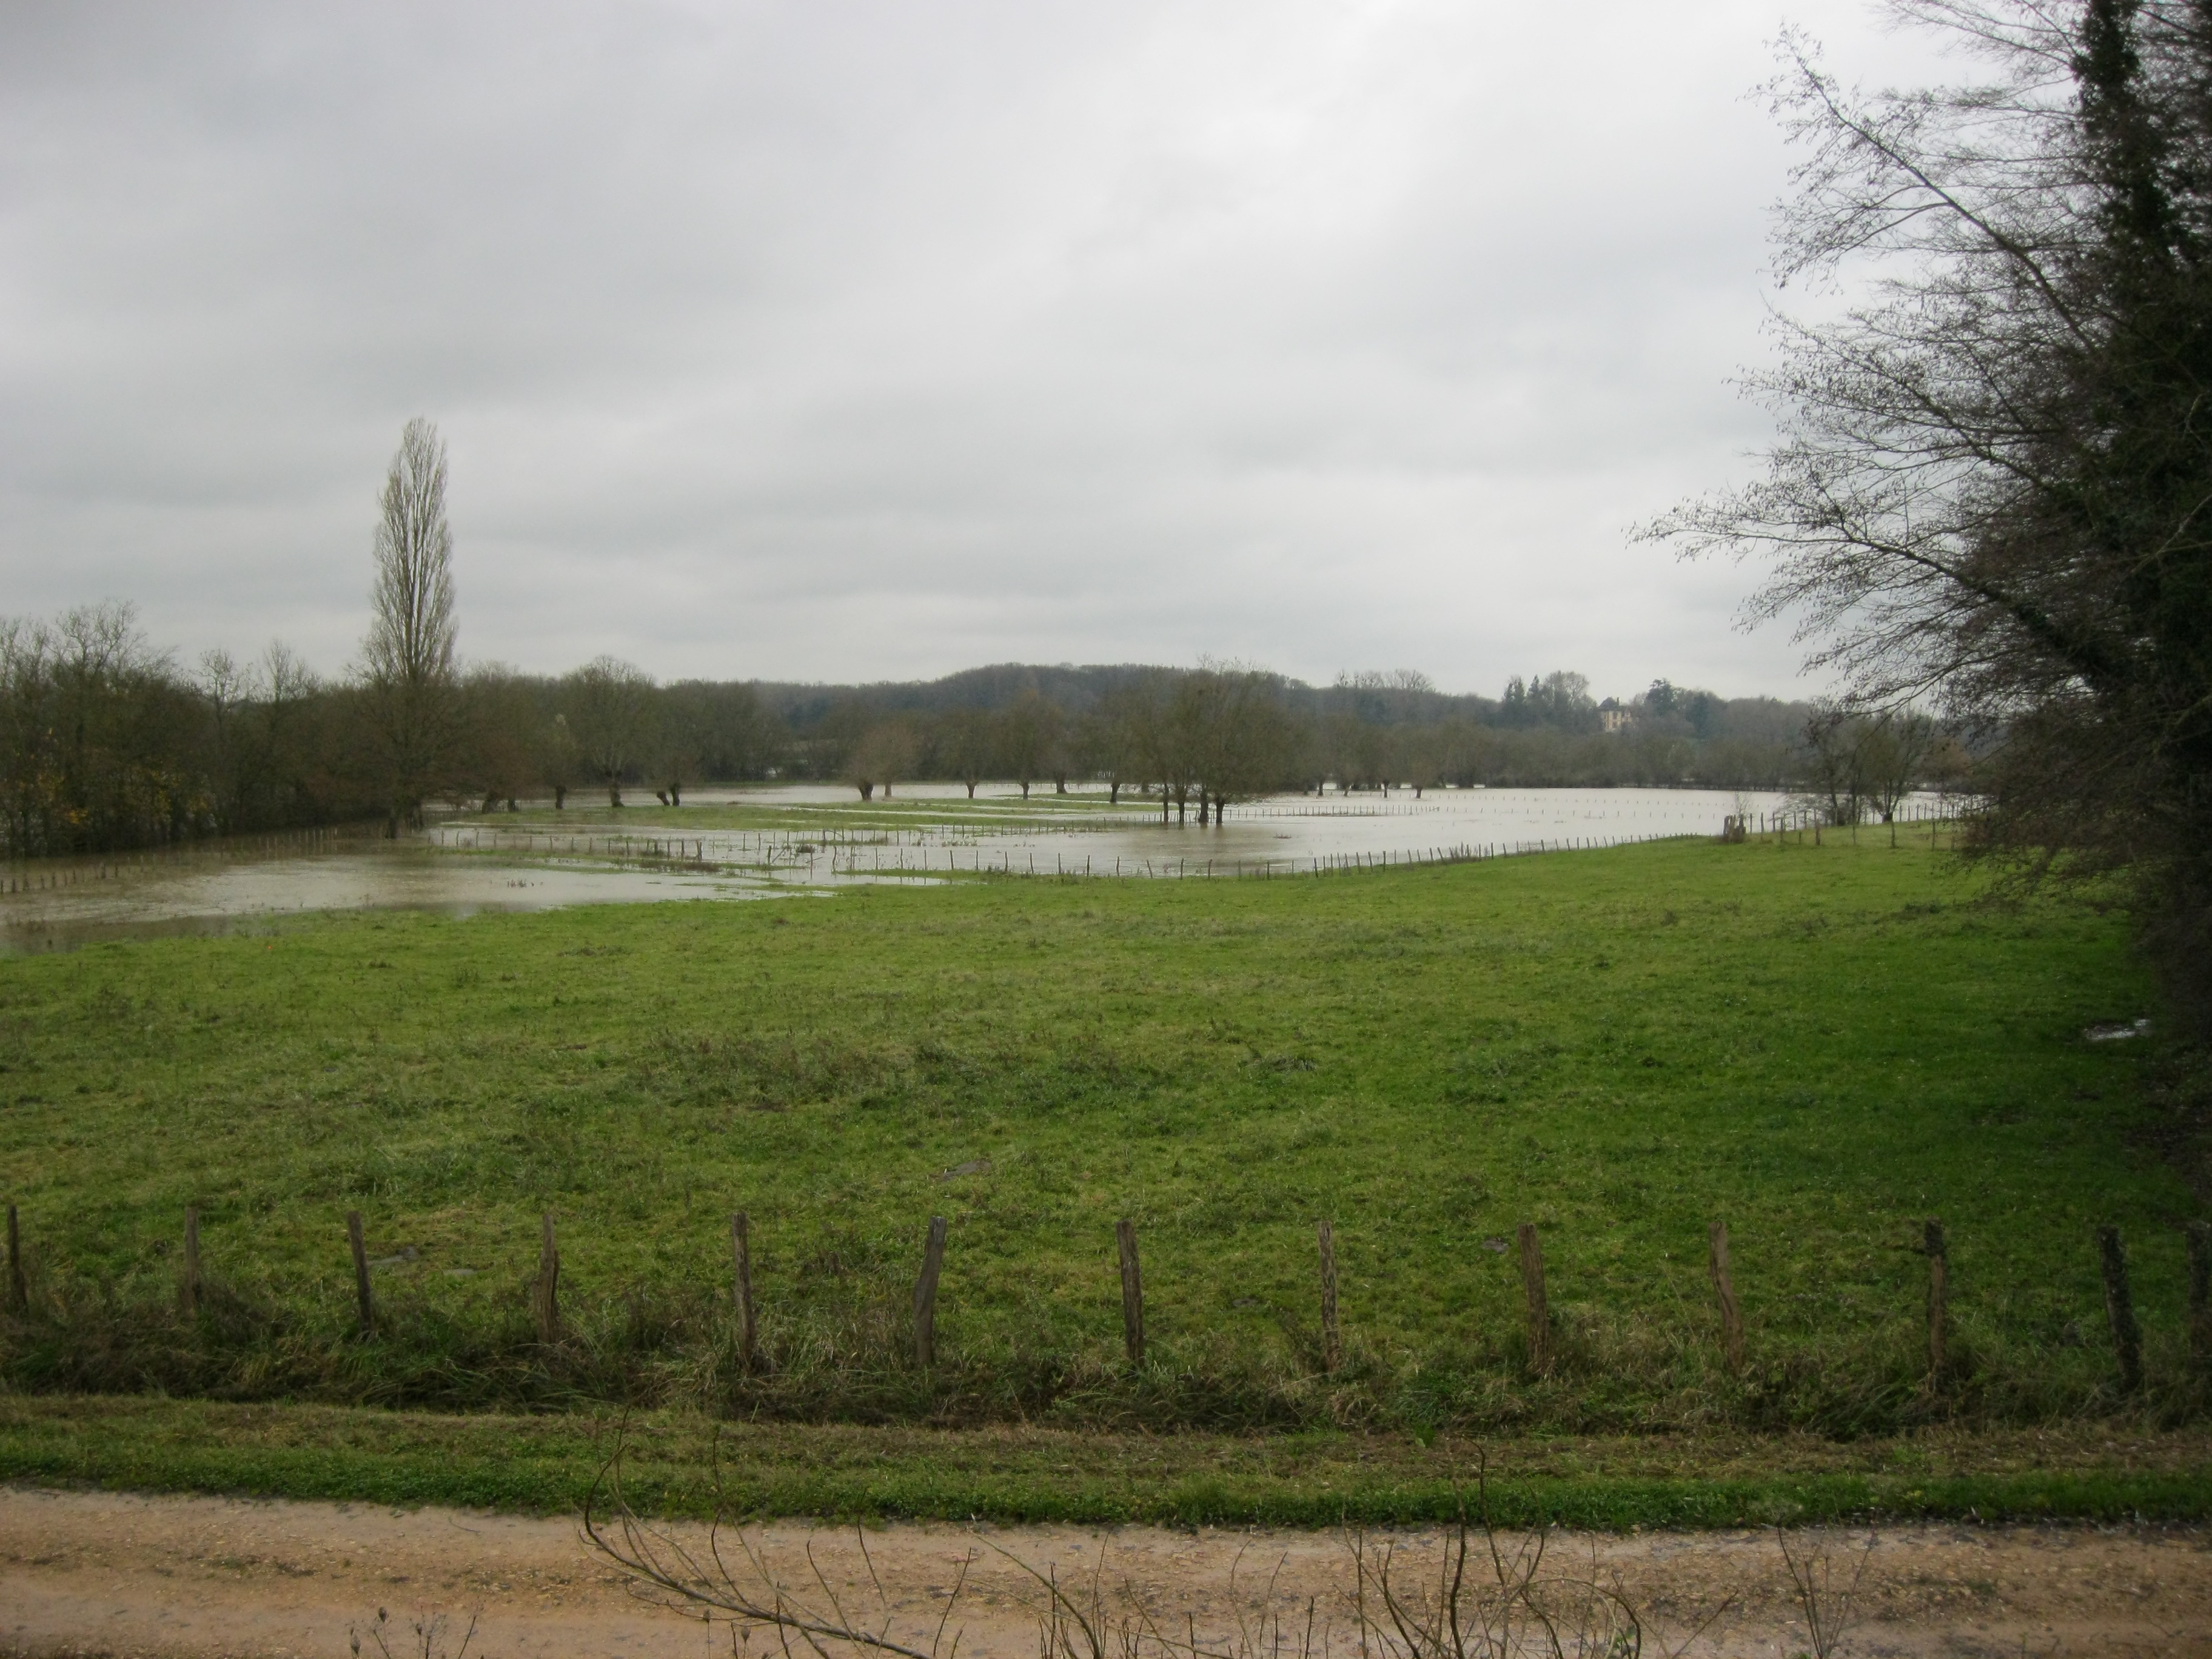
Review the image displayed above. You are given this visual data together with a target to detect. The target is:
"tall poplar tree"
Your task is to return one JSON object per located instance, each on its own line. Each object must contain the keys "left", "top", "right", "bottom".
{"left": 361, "top": 418, "right": 461, "bottom": 831}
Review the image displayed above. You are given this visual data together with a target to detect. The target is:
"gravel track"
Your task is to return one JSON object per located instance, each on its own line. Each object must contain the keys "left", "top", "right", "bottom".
{"left": 3, "top": 1486, "right": 2207, "bottom": 1658}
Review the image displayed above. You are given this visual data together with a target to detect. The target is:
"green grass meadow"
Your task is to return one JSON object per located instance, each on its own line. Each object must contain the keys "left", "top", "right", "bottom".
{"left": 1, "top": 834, "right": 2205, "bottom": 1451}
{"left": 6, "top": 1395, "right": 2207, "bottom": 1526}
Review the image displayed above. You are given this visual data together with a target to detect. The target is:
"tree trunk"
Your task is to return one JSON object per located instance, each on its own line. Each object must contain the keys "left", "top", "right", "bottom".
{"left": 553, "top": 785, "right": 567, "bottom": 810}
{"left": 965, "top": 780, "right": 977, "bottom": 797}
{"left": 608, "top": 783, "right": 623, "bottom": 808}
{"left": 1109, "top": 780, "right": 1121, "bottom": 804}
{"left": 671, "top": 784, "right": 682, "bottom": 806}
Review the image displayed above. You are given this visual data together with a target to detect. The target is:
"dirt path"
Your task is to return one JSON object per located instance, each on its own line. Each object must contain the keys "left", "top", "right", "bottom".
{"left": 2, "top": 1485, "right": 2207, "bottom": 1658}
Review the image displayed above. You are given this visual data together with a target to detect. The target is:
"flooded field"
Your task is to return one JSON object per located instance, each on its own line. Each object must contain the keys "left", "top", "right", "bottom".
{"left": 1, "top": 785, "right": 1906, "bottom": 953}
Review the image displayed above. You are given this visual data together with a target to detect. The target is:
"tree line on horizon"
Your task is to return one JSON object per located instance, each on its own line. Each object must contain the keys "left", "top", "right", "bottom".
{"left": 0, "top": 594, "right": 1940, "bottom": 859}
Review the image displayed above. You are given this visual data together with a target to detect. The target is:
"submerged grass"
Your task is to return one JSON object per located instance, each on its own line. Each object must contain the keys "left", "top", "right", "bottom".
{"left": 1, "top": 834, "right": 2206, "bottom": 1439}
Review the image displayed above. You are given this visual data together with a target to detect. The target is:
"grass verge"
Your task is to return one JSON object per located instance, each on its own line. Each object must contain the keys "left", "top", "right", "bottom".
{"left": 3, "top": 1395, "right": 2207, "bottom": 1527}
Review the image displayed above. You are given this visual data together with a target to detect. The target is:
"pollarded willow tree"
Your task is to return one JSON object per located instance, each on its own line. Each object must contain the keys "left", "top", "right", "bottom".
{"left": 562, "top": 655, "right": 656, "bottom": 807}
{"left": 361, "top": 417, "right": 462, "bottom": 831}
{"left": 1647, "top": 0, "right": 2212, "bottom": 1028}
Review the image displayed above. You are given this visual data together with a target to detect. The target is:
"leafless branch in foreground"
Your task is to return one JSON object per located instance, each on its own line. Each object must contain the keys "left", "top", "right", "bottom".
{"left": 348, "top": 1604, "right": 479, "bottom": 1659}
{"left": 583, "top": 1428, "right": 971, "bottom": 1659}
{"left": 583, "top": 1432, "right": 1737, "bottom": 1659}
{"left": 1776, "top": 1527, "right": 1878, "bottom": 1659}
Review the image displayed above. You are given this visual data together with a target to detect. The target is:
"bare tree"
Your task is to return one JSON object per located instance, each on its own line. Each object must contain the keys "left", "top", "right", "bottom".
{"left": 458, "top": 665, "right": 540, "bottom": 812}
{"left": 0, "top": 616, "right": 55, "bottom": 855}
{"left": 1190, "top": 665, "right": 1298, "bottom": 823}
{"left": 197, "top": 648, "right": 253, "bottom": 832}
{"left": 940, "top": 708, "right": 993, "bottom": 797}
{"left": 846, "top": 722, "right": 919, "bottom": 801}
{"left": 1078, "top": 686, "right": 1151, "bottom": 804}
{"left": 1135, "top": 672, "right": 1202, "bottom": 823}
{"left": 995, "top": 689, "right": 1061, "bottom": 800}
{"left": 565, "top": 656, "right": 655, "bottom": 806}
{"left": 256, "top": 640, "right": 323, "bottom": 824}
{"left": 1646, "top": 1, "right": 2212, "bottom": 1026}
{"left": 1857, "top": 711, "right": 1937, "bottom": 822}
{"left": 360, "top": 418, "right": 461, "bottom": 832}
{"left": 540, "top": 712, "right": 580, "bottom": 809}
{"left": 1395, "top": 725, "right": 1444, "bottom": 799}
{"left": 651, "top": 683, "right": 711, "bottom": 806}
{"left": 1801, "top": 708, "right": 1870, "bottom": 829}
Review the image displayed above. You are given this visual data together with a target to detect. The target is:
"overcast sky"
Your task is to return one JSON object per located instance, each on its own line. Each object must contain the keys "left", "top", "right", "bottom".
{"left": 0, "top": 1, "right": 1950, "bottom": 700}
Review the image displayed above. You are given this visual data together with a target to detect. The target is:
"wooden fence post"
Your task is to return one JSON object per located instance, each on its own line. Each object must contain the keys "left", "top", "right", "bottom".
{"left": 1924, "top": 1218, "right": 1948, "bottom": 1384}
{"left": 2188, "top": 1222, "right": 2211, "bottom": 1372}
{"left": 534, "top": 1213, "right": 560, "bottom": 1342}
{"left": 179, "top": 1205, "right": 201, "bottom": 1318}
{"left": 1318, "top": 1219, "right": 1342, "bottom": 1374}
{"left": 731, "top": 1212, "right": 759, "bottom": 1370}
{"left": 1709, "top": 1219, "right": 1745, "bottom": 1375}
{"left": 2097, "top": 1225, "right": 2143, "bottom": 1395}
{"left": 346, "top": 1211, "right": 374, "bottom": 1335}
{"left": 5, "top": 1204, "right": 23, "bottom": 1314}
{"left": 1517, "top": 1222, "right": 1549, "bottom": 1376}
{"left": 1116, "top": 1219, "right": 1145, "bottom": 1366}
{"left": 912, "top": 1215, "right": 948, "bottom": 1369}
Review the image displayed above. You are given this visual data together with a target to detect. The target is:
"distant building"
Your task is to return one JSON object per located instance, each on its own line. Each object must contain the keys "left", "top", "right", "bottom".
{"left": 1598, "top": 699, "right": 1634, "bottom": 734}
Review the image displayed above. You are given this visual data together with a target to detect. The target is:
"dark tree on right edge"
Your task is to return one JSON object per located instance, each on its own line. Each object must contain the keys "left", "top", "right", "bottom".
{"left": 1647, "top": 1, "right": 2212, "bottom": 1030}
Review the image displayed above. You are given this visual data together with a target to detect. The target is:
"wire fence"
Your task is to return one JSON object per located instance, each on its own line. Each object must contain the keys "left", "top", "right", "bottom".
{"left": 4, "top": 812, "right": 1976, "bottom": 895}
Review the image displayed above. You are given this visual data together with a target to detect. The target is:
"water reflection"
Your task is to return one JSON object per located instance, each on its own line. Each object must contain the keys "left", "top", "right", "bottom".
{"left": 0, "top": 843, "right": 866, "bottom": 956}
{"left": 427, "top": 784, "right": 1802, "bottom": 876}
{"left": 2, "top": 785, "right": 1835, "bottom": 954}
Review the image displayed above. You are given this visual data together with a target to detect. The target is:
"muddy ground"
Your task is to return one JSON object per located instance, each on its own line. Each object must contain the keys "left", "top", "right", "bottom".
{"left": 2, "top": 1486, "right": 2206, "bottom": 1658}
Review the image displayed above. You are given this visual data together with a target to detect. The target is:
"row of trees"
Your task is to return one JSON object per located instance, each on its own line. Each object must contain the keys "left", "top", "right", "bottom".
{"left": 0, "top": 594, "right": 1945, "bottom": 859}
{"left": 0, "top": 610, "right": 791, "bottom": 857}
{"left": 811, "top": 672, "right": 1919, "bottom": 813}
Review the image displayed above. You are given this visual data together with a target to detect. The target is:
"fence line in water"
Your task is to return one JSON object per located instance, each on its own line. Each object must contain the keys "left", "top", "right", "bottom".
{"left": 0, "top": 823, "right": 346, "bottom": 895}
{"left": 422, "top": 820, "right": 1957, "bottom": 883}
{"left": 4, "top": 809, "right": 1968, "bottom": 895}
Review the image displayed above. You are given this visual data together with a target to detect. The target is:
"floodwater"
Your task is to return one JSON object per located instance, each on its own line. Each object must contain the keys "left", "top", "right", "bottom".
{"left": 3, "top": 785, "right": 1923, "bottom": 955}
{"left": 426, "top": 783, "right": 1815, "bottom": 876}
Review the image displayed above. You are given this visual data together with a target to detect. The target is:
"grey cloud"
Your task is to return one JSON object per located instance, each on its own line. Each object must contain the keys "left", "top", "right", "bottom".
{"left": 1, "top": 0, "right": 1945, "bottom": 698}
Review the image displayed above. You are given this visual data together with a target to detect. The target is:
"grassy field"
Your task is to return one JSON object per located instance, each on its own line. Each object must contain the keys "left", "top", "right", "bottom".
{"left": 1, "top": 833, "right": 2205, "bottom": 1448}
